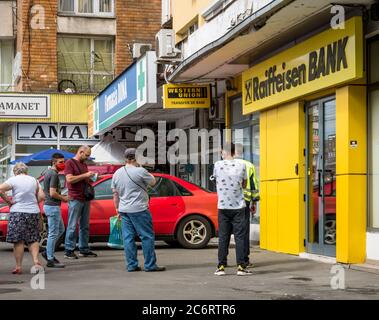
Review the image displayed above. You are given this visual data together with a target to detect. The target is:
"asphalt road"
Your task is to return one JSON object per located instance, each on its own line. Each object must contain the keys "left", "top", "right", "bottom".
{"left": 1, "top": 241, "right": 379, "bottom": 300}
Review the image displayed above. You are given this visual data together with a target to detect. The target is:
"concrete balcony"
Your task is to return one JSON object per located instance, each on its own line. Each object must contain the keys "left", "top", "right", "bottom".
{"left": 181, "top": 0, "right": 274, "bottom": 59}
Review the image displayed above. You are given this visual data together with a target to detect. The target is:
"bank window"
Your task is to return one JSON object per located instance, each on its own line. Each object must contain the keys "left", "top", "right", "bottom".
{"left": 59, "top": 0, "right": 114, "bottom": 16}
{"left": 369, "top": 37, "right": 379, "bottom": 229}
{"left": 57, "top": 37, "right": 114, "bottom": 93}
{"left": 0, "top": 40, "right": 14, "bottom": 92}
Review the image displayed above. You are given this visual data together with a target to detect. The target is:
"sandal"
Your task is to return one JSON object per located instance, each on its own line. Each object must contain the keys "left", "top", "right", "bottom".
{"left": 33, "top": 262, "right": 44, "bottom": 273}
{"left": 12, "top": 267, "right": 22, "bottom": 275}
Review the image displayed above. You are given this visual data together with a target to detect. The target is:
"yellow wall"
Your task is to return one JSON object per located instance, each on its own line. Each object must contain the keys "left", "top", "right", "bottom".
{"left": 336, "top": 85, "right": 367, "bottom": 263}
{"left": 172, "top": 0, "right": 213, "bottom": 41}
{"left": 258, "top": 86, "right": 367, "bottom": 263}
{"left": 260, "top": 101, "right": 306, "bottom": 254}
{"left": 0, "top": 94, "right": 94, "bottom": 123}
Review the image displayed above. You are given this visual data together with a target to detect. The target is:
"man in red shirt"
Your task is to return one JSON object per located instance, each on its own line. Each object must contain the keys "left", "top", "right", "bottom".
{"left": 64, "top": 145, "right": 97, "bottom": 259}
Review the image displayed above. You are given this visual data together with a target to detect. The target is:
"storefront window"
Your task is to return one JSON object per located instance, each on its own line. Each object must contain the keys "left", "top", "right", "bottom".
{"left": 369, "top": 36, "right": 379, "bottom": 229}
{"left": 230, "top": 95, "right": 260, "bottom": 224}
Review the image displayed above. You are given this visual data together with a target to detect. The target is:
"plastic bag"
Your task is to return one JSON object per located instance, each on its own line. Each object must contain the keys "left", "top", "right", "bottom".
{"left": 107, "top": 216, "right": 124, "bottom": 249}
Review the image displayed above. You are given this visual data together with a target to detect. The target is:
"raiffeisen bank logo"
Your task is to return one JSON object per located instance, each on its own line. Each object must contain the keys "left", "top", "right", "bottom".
{"left": 242, "top": 15, "right": 362, "bottom": 114}
{"left": 246, "top": 37, "right": 349, "bottom": 104}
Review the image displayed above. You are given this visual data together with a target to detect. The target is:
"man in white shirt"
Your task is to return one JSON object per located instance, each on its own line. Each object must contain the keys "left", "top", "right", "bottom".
{"left": 212, "top": 143, "right": 252, "bottom": 276}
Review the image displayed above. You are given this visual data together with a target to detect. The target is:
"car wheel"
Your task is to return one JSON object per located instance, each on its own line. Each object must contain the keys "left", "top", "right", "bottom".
{"left": 39, "top": 218, "right": 65, "bottom": 251}
{"left": 324, "top": 216, "right": 336, "bottom": 245}
{"left": 176, "top": 215, "right": 212, "bottom": 249}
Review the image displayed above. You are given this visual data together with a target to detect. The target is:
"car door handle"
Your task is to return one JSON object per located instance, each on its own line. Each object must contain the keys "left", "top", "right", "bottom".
{"left": 170, "top": 203, "right": 178, "bottom": 206}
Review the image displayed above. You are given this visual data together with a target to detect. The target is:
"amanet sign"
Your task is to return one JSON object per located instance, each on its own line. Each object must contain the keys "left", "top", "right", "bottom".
{"left": 242, "top": 16, "right": 363, "bottom": 114}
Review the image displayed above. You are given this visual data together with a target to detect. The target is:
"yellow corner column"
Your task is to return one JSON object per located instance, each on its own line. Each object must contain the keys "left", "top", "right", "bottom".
{"left": 259, "top": 101, "right": 306, "bottom": 254}
{"left": 336, "top": 85, "right": 367, "bottom": 263}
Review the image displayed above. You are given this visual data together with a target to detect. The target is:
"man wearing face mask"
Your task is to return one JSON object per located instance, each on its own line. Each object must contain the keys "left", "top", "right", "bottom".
{"left": 42, "top": 153, "right": 68, "bottom": 268}
{"left": 64, "top": 145, "right": 97, "bottom": 259}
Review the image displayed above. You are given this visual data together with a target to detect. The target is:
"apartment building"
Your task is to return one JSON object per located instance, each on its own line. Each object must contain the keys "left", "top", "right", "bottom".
{"left": 0, "top": 0, "right": 161, "bottom": 179}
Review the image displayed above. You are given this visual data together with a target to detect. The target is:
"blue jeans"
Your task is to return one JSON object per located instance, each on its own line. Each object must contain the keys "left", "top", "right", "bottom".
{"left": 119, "top": 210, "right": 157, "bottom": 271}
{"left": 64, "top": 200, "right": 91, "bottom": 253}
{"left": 44, "top": 205, "right": 65, "bottom": 261}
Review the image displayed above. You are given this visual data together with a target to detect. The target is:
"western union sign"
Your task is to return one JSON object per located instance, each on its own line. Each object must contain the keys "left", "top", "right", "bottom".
{"left": 163, "top": 84, "right": 211, "bottom": 108}
{"left": 242, "top": 16, "right": 363, "bottom": 114}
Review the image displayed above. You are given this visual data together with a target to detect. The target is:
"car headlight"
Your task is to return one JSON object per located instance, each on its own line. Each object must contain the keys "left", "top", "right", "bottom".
{"left": 0, "top": 213, "right": 9, "bottom": 221}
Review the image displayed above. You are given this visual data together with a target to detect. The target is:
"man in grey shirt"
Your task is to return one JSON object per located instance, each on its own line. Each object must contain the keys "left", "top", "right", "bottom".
{"left": 111, "top": 148, "right": 165, "bottom": 272}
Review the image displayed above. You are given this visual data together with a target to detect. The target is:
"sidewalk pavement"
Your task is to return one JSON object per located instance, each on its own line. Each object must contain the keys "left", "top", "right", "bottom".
{"left": 1, "top": 241, "right": 379, "bottom": 300}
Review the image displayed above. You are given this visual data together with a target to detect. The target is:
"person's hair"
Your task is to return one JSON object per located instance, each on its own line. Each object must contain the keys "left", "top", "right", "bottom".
{"left": 13, "top": 162, "right": 28, "bottom": 176}
{"left": 223, "top": 142, "right": 235, "bottom": 156}
{"left": 51, "top": 152, "right": 64, "bottom": 165}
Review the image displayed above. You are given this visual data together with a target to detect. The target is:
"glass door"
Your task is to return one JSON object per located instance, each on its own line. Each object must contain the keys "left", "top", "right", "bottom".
{"left": 306, "top": 96, "right": 336, "bottom": 256}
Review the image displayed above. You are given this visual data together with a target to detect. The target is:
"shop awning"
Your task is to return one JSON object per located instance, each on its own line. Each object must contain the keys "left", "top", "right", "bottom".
{"left": 169, "top": 0, "right": 372, "bottom": 82}
{"left": 10, "top": 148, "right": 76, "bottom": 166}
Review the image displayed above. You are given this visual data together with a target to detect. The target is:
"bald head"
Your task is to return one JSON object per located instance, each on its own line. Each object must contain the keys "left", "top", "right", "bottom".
{"left": 76, "top": 145, "right": 91, "bottom": 163}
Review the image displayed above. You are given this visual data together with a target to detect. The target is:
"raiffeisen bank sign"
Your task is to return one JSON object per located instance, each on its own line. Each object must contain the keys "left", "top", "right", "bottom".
{"left": 242, "top": 16, "right": 363, "bottom": 114}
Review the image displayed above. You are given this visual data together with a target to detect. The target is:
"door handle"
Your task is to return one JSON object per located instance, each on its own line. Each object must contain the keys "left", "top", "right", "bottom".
{"left": 295, "top": 163, "right": 299, "bottom": 176}
{"left": 317, "top": 169, "right": 322, "bottom": 197}
{"left": 324, "top": 170, "right": 334, "bottom": 197}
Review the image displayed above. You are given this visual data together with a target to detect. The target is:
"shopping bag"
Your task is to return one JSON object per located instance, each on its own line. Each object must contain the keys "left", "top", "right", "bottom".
{"left": 107, "top": 216, "right": 124, "bottom": 249}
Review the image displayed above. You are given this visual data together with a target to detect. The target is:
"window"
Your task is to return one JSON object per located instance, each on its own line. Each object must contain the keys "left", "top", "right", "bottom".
{"left": 188, "top": 22, "right": 198, "bottom": 36}
{"left": 99, "top": 0, "right": 112, "bottom": 13}
{"left": 0, "top": 40, "right": 14, "bottom": 91}
{"left": 57, "top": 37, "right": 114, "bottom": 92}
{"left": 59, "top": 0, "right": 114, "bottom": 16}
{"left": 59, "top": 0, "right": 74, "bottom": 12}
{"left": 94, "top": 178, "right": 113, "bottom": 200}
{"left": 78, "top": 0, "right": 93, "bottom": 13}
{"left": 173, "top": 182, "right": 193, "bottom": 196}
{"left": 369, "top": 36, "right": 379, "bottom": 229}
{"left": 148, "top": 177, "right": 178, "bottom": 197}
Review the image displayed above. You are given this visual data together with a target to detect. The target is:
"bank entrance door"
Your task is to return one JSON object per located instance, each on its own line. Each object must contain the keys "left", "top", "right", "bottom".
{"left": 306, "top": 96, "right": 336, "bottom": 257}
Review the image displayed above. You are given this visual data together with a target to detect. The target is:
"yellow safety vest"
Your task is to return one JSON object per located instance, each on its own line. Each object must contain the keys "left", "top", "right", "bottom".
{"left": 236, "top": 158, "right": 259, "bottom": 202}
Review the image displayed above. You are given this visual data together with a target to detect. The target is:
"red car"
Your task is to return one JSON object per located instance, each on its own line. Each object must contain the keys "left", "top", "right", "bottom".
{"left": 312, "top": 179, "right": 336, "bottom": 245}
{"left": 0, "top": 173, "right": 218, "bottom": 249}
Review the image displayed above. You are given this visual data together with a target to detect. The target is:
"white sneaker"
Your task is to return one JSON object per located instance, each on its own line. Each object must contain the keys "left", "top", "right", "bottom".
{"left": 214, "top": 265, "right": 226, "bottom": 276}
{"left": 237, "top": 265, "right": 253, "bottom": 276}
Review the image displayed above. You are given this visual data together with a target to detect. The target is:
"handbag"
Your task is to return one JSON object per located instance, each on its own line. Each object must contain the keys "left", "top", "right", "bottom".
{"left": 107, "top": 216, "right": 124, "bottom": 249}
{"left": 71, "top": 159, "right": 95, "bottom": 201}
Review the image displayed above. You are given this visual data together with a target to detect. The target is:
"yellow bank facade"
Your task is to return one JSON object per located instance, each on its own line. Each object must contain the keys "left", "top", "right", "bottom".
{"left": 168, "top": 0, "right": 379, "bottom": 264}
{"left": 229, "top": 16, "right": 366, "bottom": 263}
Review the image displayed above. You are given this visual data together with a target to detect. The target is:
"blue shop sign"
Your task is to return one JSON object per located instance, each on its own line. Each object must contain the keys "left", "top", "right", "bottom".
{"left": 92, "top": 52, "right": 157, "bottom": 135}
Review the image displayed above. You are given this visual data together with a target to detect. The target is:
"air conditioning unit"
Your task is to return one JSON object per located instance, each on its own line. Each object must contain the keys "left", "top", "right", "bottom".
{"left": 132, "top": 43, "right": 152, "bottom": 59}
{"left": 209, "top": 96, "right": 225, "bottom": 121}
{"left": 155, "top": 29, "right": 181, "bottom": 61}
